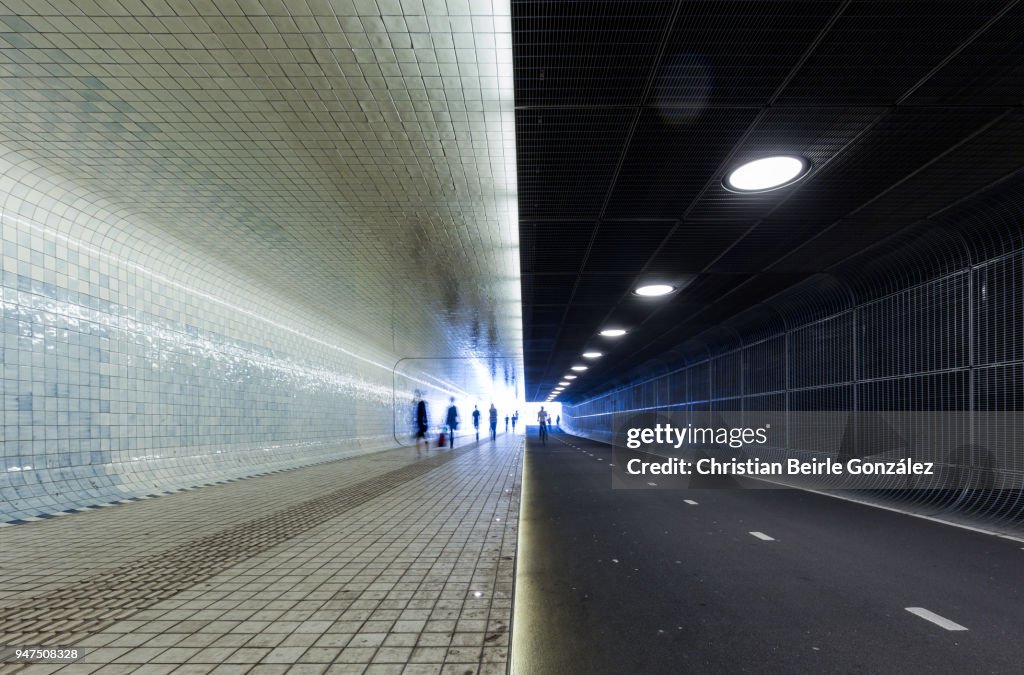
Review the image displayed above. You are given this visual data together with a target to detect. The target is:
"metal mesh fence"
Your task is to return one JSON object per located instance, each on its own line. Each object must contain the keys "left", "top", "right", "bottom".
{"left": 564, "top": 230, "right": 1024, "bottom": 533}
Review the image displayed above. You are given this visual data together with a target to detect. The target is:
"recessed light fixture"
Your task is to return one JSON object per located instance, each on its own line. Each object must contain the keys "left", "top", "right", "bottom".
{"left": 634, "top": 284, "right": 675, "bottom": 297}
{"left": 564, "top": 375, "right": 577, "bottom": 380}
{"left": 558, "top": 381, "right": 570, "bottom": 386}
{"left": 599, "top": 328, "right": 627, "bottom": 337}
{"left": 582, "top": 351, "right": 603, "bottom": 359}
{"left": 570, "top": 365, "right": 588, "bottom": 371}
{"left": 724, "top": 155, "right": 809, "bottom": 193}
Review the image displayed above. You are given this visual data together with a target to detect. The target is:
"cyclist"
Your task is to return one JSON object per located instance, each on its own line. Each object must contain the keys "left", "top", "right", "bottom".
{"left": 537, "top": 406, "right": 549, "bottom": 445}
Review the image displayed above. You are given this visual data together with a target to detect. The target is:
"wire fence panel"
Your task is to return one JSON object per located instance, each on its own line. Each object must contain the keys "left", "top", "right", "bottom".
{"left": 564, "top": 240, "right": 1024, "bottom": 534}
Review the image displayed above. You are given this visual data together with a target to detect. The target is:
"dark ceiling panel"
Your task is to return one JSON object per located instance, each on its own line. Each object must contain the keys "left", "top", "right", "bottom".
{"left": 521, "top": 220, "right": 594, "bottom": 274}
{"left": 581, "top": 221, "right": 679, "bottom": 272}
{"left": 571, "top": 274, "right": 638, "bottom": 305}
{"left": 654, "top": 1, "right": 844, "bottom": 107}
{"left": 513, "top": 0, "right": 677, "bottom": 107}
{"left": 904, "top": 5, "right": 1024, "bottom": 105}
{"left": 526, "top": 274, "right": 579, "bottom": 307}
{"left": 604, "top": 107, "right": 759, "bottom": 219}
{"left": 645, "top": 222, "right": 751, "bottom": 273}
{"left": 516, "top": 108, "right": 634, "bottom": 221}
{"left": 777, "top": 0, "right": 1013, "bottom": 105}
{"left": 527, "top": 306, "right": 568, "bottom": 328}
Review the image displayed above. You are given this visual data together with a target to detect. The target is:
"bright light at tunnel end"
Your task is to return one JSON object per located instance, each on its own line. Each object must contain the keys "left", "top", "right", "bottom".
{"left": 724, "top": 155, "right": 810, "bottom": 193}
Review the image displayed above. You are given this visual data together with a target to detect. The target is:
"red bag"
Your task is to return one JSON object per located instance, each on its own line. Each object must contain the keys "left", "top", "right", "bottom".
{"left": 437, "top": 432, "right": 446, "bottom": 447}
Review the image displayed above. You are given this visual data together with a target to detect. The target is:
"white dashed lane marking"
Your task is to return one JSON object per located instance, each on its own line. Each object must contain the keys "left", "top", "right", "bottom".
{"left": 905, "top": 607, "right": 968, "bottom": 631}
{"left": 749, "top": 531, "right": 775, "bottom": 541}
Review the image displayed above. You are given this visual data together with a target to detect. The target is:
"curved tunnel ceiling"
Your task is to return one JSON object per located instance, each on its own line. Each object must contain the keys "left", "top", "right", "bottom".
{"left": 514, "top": 0, "right": 1024, "bottom": 402}
{"left": 2, "top": 2, "right": 1023, "bottom": 405}
{"left": 0, "top": 1, "right": 523, "bottom": 390}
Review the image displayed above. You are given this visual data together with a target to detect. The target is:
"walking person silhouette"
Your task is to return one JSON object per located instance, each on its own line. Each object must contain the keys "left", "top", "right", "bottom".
{"left": 445, "top": 397, "right": 459, "bottom": 449}
{"left": 413, "top": 392, "right": 428, "bottom": 452}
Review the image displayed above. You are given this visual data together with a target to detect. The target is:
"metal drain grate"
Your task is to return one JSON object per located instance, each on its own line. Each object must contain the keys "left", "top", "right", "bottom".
{"left": 0, "top": 450, "right": 461, "bottom": 646}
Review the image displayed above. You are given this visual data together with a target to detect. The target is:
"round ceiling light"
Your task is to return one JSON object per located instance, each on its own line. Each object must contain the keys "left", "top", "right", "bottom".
{"left": 558, "top": 381, "right": 571, "bottom": 386}
{"left": 634, "top": 284, "right": 675, "bottom": 297}
{"left": 570, "top": 365, "right": 588, "bottom": 371}
{"left": 724, "top": 155, "right": 809, "bottom": 193}
{"left": 582, "top": 351, "right": 603, "bottom": 359}
{"left": 599, "top": 328, "right": 627, "bottom": 337}
{"left": 564, "top": 375, "right": 578, "bottom": 380}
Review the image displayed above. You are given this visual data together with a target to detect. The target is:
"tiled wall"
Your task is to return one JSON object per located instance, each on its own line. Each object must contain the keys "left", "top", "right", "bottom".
{"left": 0, "top": 147, "right": 463, "bottom": 522}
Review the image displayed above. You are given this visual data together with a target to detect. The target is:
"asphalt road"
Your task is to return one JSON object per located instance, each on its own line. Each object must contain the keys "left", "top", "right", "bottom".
{"left": 510, "top": 428, "right": 1024, "bottom": 674}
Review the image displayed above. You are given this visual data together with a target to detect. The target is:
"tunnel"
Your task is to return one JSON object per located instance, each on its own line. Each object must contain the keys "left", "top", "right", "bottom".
{"left": 1, "top": 2, "right": 1023, "bottom": 673}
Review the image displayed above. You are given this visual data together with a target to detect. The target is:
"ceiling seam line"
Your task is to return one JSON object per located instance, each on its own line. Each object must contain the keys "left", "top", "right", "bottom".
{"left": 895, "top": 0, "right": 1022, "bottom": 106}
{"left": 594, "top": 0, "right": 687, "bottom": 222}
{"left": 813, "top": 170, "right": 1024, "bottom": 278}
{"left": 679, "top": 0, "right": 854, "bottom": 224}
{"left": 531, "top": 0, "right": 687, "bottom": 399}
{"left": 766, "top": 108, "right": 1015, "bottom": 273}
{"left": 765, "top": 0, "right": 855, "bottom": 106}
{"left": 694, "top": 107, "right": 892, "bottom": 272}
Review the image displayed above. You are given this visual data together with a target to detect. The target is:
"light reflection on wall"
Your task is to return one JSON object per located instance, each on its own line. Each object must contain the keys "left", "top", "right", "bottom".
{"left": 1, "top": 267, "right": 416, "bottom": 517}
{"left": 0, "top": 203, "right": 473, "bottom": 522}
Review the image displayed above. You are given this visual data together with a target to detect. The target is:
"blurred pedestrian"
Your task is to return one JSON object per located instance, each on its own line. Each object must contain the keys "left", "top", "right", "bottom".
{"left": 505, "top": 415, "right": 509, "bottom": 432}
{"left": 446, "top": 397, "right": 460, "bottom": 449}
{"left": 414, "top": 392, "right": 429, "bottom": 452}
{"left": 489, "top": 404, "right": 498, "bottom": 441}
{"left": 472, "top": 405, "right": 481, "bottom": 441}
{"left": 537, "top": 406, "right": 549, "bottom": 445}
